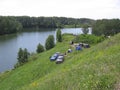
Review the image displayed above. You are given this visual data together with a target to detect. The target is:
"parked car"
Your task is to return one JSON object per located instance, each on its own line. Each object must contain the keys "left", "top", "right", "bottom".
{"left": 56, "top": 55, "right": 64, "bottom": 64}
{"left": 50, "top": 52, "right": 60, "bottom": 61}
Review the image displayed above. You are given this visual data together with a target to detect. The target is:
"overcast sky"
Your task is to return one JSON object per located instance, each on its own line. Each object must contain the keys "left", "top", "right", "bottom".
{"left": 0, "top": 0, "right": 120, "bottom": 19}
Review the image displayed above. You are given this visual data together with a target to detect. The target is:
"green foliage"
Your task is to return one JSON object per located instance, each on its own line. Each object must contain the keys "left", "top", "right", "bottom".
{"left": 73, "top": 34, "right": 105, "bottom": 44}
{"left": 63, "top": 24, "right": 82, "bottom": 28}
{"left": 92, "top": 19, "right": 120, "bottom": 36}
{"left": 16, "top": 48, "right": 30, "bottom": 67}
{"left": 0, "top": 16, "right": 22, "bottom": 35}
{"left": 15, "top": 16, "right": 94, "bottom": 28}
{"left": 82, "top": 24, "right": 89, "bottom": 34}
{"left": 45, "top": 35, "right": 55, "bottom": 50}
{"left": 23, "top": 48, "right": 29, "bottom": 62}
{"left": 36, "top": 43, "right": 44, "bottom": 53}
{"left": 0, "top": 16, "right": 95, "bottom": 35}
{"left": 17, "top": 48, "right": 24, "bottom": 64}
{"left": 56, "top": 29, "right": 62, "bottom": 42}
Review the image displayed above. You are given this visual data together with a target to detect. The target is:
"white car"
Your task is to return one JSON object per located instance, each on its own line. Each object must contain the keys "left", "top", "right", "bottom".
{"left": 56, "top": 55, "right": 64, "bottom": 64}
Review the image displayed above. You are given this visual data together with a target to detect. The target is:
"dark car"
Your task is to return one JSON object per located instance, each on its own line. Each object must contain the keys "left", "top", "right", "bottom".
{"left": 56, "top": 55, "right": 64, "bottom": 64}
{"left": 50, "top": 52, "right": 60, "bottom": 61}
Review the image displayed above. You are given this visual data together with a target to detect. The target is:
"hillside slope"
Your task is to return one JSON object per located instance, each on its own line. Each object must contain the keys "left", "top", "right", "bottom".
{"left": 0, "top": 34, "right": 120, "bottom": 90}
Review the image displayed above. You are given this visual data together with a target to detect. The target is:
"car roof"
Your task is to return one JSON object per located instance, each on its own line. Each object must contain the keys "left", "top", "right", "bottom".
{"left": 57, "top": 55, "right": 64, "bottom": 58}
{"left": 56, "top": 58, "right": 63, "bottom": 61}
{"left": 53, "top": 53, "right": 58, "bottom": 56}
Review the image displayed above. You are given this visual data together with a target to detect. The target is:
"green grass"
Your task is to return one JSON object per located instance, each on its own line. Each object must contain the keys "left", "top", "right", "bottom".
{"left": 0, "top": 33, "right": 120, "bottom": 90}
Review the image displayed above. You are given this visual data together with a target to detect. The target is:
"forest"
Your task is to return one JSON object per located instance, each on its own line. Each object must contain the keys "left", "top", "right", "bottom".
{"left": 92, "top": 19, "right": 120, "bottom": 36}
{"left": 0, "top": 16, "right": 94, "bottom": 35}
{"left": 14, "top": 16, "right": 94, "bottom": 28}
{"left": 0, "top": 16, "right": 120, "bottom": 36}
{"left": 0, "top": 16, "right": 22, "bottom": 35}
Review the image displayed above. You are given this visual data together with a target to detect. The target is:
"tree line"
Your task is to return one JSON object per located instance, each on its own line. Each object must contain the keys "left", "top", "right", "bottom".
{"left": 0, "top": 16, "right": 94, "bottom": 35}
{"left": 92, "top": 19, "right": 120, "bottom": 36}
{"left": 15, "top": 16, "right": 94, "bottom": 28}
{"left": 1, "top": 16, "right": 120, "bottom": 36}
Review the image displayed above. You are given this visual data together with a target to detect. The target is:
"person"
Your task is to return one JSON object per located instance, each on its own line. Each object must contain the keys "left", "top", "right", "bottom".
{"left": 64, "top": 52, "right": 67, "bottom": 56}
{"left": 70, "top": 41, "right": 74, "bottom": 45}
{"left": 76, "top": 45, "right": 82, "bottom": 50}
{"left": 68, "top": 48, "right": 72, "bottom": 53}
{"left": 71, "top": 41, "right": 74, "bottom": 44}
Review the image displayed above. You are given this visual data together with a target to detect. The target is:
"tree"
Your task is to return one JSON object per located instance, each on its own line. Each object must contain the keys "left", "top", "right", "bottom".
{"left": 56, "top": 29, "right": 62, "bottom": 42}
{"left": 17, "top": 48, "right": 29, "bottom": 64}
{"left": 17, "top": 48, "right": 23, "bottom": 64}
{"left": 45, "top": 35, "right": 55, "bottom": 50}
{"left": 36, "top": 43, "right": 44, "bottom": 53}
{"left": 23, "top": 48, "right": 29, "bottom": 62}
{"left": 82, "top": 24, "right": 89, "bottom": 34}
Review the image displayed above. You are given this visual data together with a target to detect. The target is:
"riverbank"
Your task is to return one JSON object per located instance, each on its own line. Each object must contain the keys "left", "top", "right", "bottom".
{"left": 0, "top": 33, "right": 120, "bottom": 90}
{"left": 0, "top": 28, "right": 86, "bottom": 72}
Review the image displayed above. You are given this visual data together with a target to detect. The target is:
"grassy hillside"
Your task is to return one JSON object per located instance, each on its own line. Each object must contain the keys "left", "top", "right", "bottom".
{"left": 0, "top": 33, "right": 120, "bottom": 90}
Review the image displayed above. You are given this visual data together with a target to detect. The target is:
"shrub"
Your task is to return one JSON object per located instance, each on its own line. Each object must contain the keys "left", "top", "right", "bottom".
{"left": 73, "top": 34, "right": 105, "bottom": 44}
{"left": 36, "top": 43, "right": 44, "bottom": 53}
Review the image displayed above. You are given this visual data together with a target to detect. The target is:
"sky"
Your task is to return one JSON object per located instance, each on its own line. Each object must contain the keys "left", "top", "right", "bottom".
{"left": 0, "top": 0, "right": 120, "bottom": 19}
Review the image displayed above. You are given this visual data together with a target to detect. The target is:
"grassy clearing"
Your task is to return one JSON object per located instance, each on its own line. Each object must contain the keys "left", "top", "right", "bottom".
{"left": 0, "top": 33, "right": 120, "bottom": 90}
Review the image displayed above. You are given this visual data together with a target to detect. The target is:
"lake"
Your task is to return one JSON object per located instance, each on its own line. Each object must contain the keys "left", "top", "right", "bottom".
{"left": 0, "top": 28, "right": 92, "bottom": 72}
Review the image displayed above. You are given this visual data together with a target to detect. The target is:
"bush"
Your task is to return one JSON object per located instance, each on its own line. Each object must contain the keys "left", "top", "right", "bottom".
{"left": 73, "top": 34, "right": 105, "bottom": 44}
{"left": 14, "top": 62, "right": 21, "bottom": 69}
{"left": 45, "top": 35, "right": 55, "bottom": 50}
{"left": 36, "top": 43, "right": 44, "bottom": 53}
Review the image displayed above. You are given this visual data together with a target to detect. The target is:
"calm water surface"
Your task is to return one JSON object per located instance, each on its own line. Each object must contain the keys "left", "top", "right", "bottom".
{"left": 0, "top": 28, "right": 91, "bottom": 72}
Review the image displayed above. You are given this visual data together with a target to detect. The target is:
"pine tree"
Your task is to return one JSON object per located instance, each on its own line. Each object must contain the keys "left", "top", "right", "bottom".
{"left": 17, "top": 48, "right": 23, "bottom": 64}
{"left": 17, "top": 48, "right": 29, "bottom": 64}
{"left": 56, "top": 29, "right": 62, "bottom": 42}
{"left": 23, "top": 48, "right": 29, "bottom": 63}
